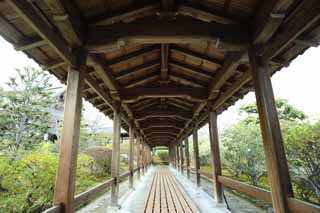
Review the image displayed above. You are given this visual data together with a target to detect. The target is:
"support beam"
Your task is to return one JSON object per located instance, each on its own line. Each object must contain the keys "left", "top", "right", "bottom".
{"left": 53, "top": 49, "right": 85, "bottom": 213}
{"left": 249, "top": 46, "right": 293, "bottom": 212}
{"left": 86, "top": 17, "right": 249, "bottom": 52}
{"left": 115, "top": 61, "right": 160, "bottom": 80}
{"left": 124, "top": 74, "right": 159, "bottom": 89}
{"left": 136, "top": 135, "right": 141, "bottom": 179}
{"left": 161, "top": 44, "right": 169, "bottom": 80}
{"left": 170, "top": 61, "right": 214, "bottom": 79}
{"left": 128, "top": 122, "right": 134, "bottom": 189}
{"left": 88, "top": 1, "right": 159, "bottom": 26}
{"left": 111, "top": 104, "right": 121, "bottom": 207}
{"left": 179, "top": 140, "right": 184, "bottom": 173}
{"left": 134, "top": 108, "right": 191, "bottom": 121}
{"left": 184, "top": 137, "right": 190, "bottom": 179}
{"left": 208, "top": 111, "right": 223, "bottom": 203}
{"left": 140, "top": 121, "right": 185, "bottom": 129}
{"left": 193, "top": 122, "right": 200, "bottom": 188}
{"left": 14, "top": 36, "right": 46, "bottom": 51}
{"left": 120, "top": 87, "right": 208, "bottom": 103}
{"left": 7, "top": 0, "right": 75, "bottom": 64}
{"left": 176, "top": 142, "right": 180, "bottom": 172}
{"left": 141, "top": 142, "right": 145, "bottom": 175}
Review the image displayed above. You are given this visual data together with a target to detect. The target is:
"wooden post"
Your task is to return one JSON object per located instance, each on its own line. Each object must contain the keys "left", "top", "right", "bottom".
{"left": 249, "top": 46, "right": 293, "bottom": 213}
{"left": 193, "top": 122, "right": 201, "bottom": 188}
{"left": 53, "top": 49, "right": 85, "bottom": 213}
{"left": 208, "top": 111, "right": 223, "bottom": 203}
{"left": 180, "top": 140, "right": 184, "bottom": 173}
{"left": 176, "top": 143, "right": 180, "bottom": 171}
{"left": 141, "top": 141, "right": 145, "bottom": 175}
{"left": 128, "top": 122, "right": 134, "bottom": 189}
{"left": 136, "top": 135, "right": 141, "bottom": 179}
{"left": 111, "top": 103, "right": 121, "bottom": 207}
{"left": 185, "top": 137, "right": 190, "bottom": 179}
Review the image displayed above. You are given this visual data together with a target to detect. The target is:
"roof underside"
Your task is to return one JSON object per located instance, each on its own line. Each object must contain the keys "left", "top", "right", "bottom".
{"left": 0, "top": 0, "right": 319, "bottom": 147}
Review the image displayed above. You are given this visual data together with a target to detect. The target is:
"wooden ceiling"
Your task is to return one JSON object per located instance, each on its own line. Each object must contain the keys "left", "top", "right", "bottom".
{"left": 0, "top": 0, "right": 319, "bottom": 147}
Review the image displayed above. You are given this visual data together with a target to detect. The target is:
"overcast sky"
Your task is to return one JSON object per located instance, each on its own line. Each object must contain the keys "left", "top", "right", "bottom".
{"left": 1, "top": 37, "right": 319, "bottom": 132}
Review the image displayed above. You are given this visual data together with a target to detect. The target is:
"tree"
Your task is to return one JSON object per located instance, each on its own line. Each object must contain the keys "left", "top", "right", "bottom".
{"left": 222, "top": 119, "right": 265, "bottom": 185}
{"left": 284, "top": 121, "right": 320, "bottom": 202}
{"left": 0, "top": 67, "right": 54, "bottom": 151}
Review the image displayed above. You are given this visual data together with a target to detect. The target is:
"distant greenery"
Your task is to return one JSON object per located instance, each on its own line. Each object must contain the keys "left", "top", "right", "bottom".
{"left": 153, "top": 149, "right": 169, "bottom": 165}
{"left": 198, "top": 99, "right": 320, "bottom": 205}
{"left": 0, "top": 67, "right": 128, "bottom": 212}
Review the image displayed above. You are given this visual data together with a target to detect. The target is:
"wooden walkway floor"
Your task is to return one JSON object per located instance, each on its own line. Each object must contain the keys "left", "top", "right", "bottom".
{"left": 144, "top": 167, "right": 199, "bottom": 213}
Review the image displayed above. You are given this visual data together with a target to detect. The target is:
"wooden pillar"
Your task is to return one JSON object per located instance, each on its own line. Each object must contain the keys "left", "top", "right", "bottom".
{"left": 141, "top": 141, "right": 145, "bottom": 175}
{"left": 184, "top": 137, "right": 190, "bottom": 179}
{"left": 208, "top": 111, "right": 223, "bottom": 203}
{"left": 111, "top": 104, "right": 121, "bottom": 207}
{"left": 176, "top": 143, "right": 180, "bottom": 171}
{"left": 53, "top": 49, "right": 85, "bottom": 213}
{"left": 249, "top": 46, "right": 293, "bottom": 213}
{"left": 180, "top": 140, "right": 184, "bottom": 173}
{"left": 128, "top": 122, "right": 134, "bottom": 189}
{"left": 193, "top": 122, "right": 201, "bottom": 188}
{"left": 136, "top": 135, "right": 141, "bottom": 179}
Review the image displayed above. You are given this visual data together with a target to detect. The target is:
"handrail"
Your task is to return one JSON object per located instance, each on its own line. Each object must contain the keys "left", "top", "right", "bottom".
{"left": 179, "top": 165, "right": 320, "bottom": 212}
{"left": 73, "top": 167, "right": 143, "bottom": 209}
{"left": 42, "top": 205, "right": 61, "bottom": 213}
{"left": 217, "top": 176, "right": 272, "bottom": 203}
{"left": 74, "top": 178, "right": 114, "bottom": 209}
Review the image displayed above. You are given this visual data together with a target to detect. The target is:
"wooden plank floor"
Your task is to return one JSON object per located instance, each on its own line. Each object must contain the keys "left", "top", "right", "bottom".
{"left": 144, "top": 167, "right": 199, "bottom": 213}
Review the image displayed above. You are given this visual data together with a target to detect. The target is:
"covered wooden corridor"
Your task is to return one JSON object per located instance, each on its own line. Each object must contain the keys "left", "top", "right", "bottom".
{"left": 0, "top": 0, "right": 320, "bottom": 212}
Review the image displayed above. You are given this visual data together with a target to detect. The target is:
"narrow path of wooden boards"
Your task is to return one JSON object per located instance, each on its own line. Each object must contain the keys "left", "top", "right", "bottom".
{"left": 144, "top": 166, "right": 198, "bottom": 213}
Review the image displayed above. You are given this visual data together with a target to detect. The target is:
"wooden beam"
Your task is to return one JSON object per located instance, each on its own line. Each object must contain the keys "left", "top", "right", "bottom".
{"left": 120, "top": 87, "right": 208, "bottom": 103}
{"left": 249, "top": 46, "right": 293, "bottom": 212}
{"left": 83, "top": 72, "right": 116, "bottom": 111}
{"left": 170, "top": 61, "right": 214, "bottom": 79}
{"left": 140, "top": 121, "right": 184, "bottom": 129}
{"left": 129, "top": 121, "right": 134, "bottom": 189}
{"left": 136, "top": 135, "right": 141, "bottom": 179}
{"left": 169, "top": 74, "right": 205, "bottom": 88}
{"left": 105, "top": 45, "right": 160, "bottom": 64}
{"left": 208, "top": 111, "right": 223, "bottom": 203}
{"left": 44, "top": 0, "right": 84, "bottom": 45}
{"left": 86, "top": 16, "right": 249, "bottom": 52}
{"left": 115, "top": 61, "right": 160, "bottom": 80}
{"left": 166, "top": 100, "right": 191, "bottom": 112}
{"left": 88, "top": 1, "right": 160, "bottom": 26}
{"left": 176, "top": 2, "right": 247, "bottom": 24}
{"left": 161, "top": 44, "right": 169, "bottom": 80}
{"left": 171, "top": 45, "right": 222, "bottom": 66}
{"left": 144, "top": 128, "right": 180, "bottom": 134}
{"left": 111, "top": 105, "right": 121, "bottom": 207}
{"left": 42, "top": 60, "right": 67, "bottom": 70}
{"left": 53, "top": 50, "right": 85, "bottom": 213}
{"left": 193, "top": 121, "right": 201, "bottom": 188}
{"left": 176, "top": 143, "right": 180, "bottom": 171}
{"left": 263, "top": 0, "right": 320, "bottom": 59}
{"left": 179, "top": 140, "right": 184, "bottom": 173}
{"left": 7, "top": 0, "right": 75, "bottom": 64}
{"left": 134, "top": 108, "right": 191, "bottom": 121}
{"left": 124, "top": 73, "right": 159, "bottom": 89}
{"left": 252, "top": 0, "right": 294, "bottom": 44}
{"left": 14, "top": 36, "right": 46, "bottom": 51}
{"left": 184, "top": 137, "right": 190, "bottom": 179}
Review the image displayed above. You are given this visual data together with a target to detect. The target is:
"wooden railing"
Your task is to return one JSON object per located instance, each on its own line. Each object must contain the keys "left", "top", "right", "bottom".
{"left": 184, "top": 166, "right": 320, "bottom": 213}
{"left": 44, "top": 166, "right": 144, "bottom": 212}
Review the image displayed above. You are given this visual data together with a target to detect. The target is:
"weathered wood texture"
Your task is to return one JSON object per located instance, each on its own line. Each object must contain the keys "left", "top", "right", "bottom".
{"left": 111, "top": 106, "right": 121, "bottom": 206}
{"left": 193, "top": 122, "right": 201, "bottom": 188}
{"left": 208, "top": 111, "right": 223, "bottom": 203}
{"left": 184, "top": 137, "right": 190, "bottom": 179}
{"left": 144, "top": 167, "right": 199, "bottom": 213}
{"left": 53, "top": 50, "right": 85, "bottom": 213}
{"left": 249, "top": 46, "right": 293, "bottom": 213}
{"left": 128, "top": 122, "right": 134, "bottom": 188}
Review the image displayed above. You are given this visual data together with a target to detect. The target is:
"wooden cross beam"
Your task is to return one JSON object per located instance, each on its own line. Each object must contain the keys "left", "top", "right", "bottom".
{"left": 143, "top": 127, "right": 180, "bottom": 134}
{"left": 170, "top": 61, "right": 214, "bottom": 79}
{"left": 120, "top": 87, "right": 208, "bottom": 103}
{"left": 140, "top": 121, "right": 185, "bottom": 129}
{"left": 86, "top": 16, "right": 249, "bottom": 52}
{"left": 160, "top": 44, "right": 169, "bottom": 80}
{"left": 115, "top": 61, "right": 160, "bottom": 80}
